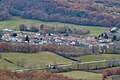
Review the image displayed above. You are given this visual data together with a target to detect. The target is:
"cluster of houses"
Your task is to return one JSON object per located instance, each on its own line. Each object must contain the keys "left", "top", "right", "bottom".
{"left": 98, "top": 27, "right": 120, "bottom": 43}
{"left": 1, "top": 27, "right": 120, "bottom": 49}
{"left": 1, "top": 28, "right": 95, "bottom": 47}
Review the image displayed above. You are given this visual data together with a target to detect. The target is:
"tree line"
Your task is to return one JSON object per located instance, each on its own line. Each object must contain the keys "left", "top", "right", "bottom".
{"left": 0, "top": 42, "right": 93, "bottom": 56}
{"left": 1, "top": 42, "right": 120, "bottom": 57}
{"left": 0, "top": 69, "right": 71, "bottom": 80}
{"left": 19, "top": 24, "right": 90, "bottom": 35}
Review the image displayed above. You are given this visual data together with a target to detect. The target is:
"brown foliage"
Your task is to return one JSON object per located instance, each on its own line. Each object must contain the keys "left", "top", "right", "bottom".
{"left": 1, "top": 0, "right": 120, "bottom": 27}
{"left": 30, "top": 26, "right": 39, "bottom": 32}
{"left": 0, "top": 42, "right": 12, "bottom": 52}
{"left": 19, "top": 24, "right": 28, "bottom": 31}
{"left": 0, "top": 69, "right": 71, "bottom": 80}
{"left": 102, "top": 67, "right": 120, "bottom": 78}
{"left": 0, "top": 42, "right": 94, "bottom": 57}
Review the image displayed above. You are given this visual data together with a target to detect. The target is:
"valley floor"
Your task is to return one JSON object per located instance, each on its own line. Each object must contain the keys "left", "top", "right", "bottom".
{"left": 0, "top": 52, "right": 119, "bottom": 80}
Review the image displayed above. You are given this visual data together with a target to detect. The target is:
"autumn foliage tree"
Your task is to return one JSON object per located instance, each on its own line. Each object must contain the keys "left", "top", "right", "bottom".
{"left": 102, "top": 68, "right": 120, "bottom": 79}
{"left": 1, "top": 0, "right": 120, "bottom": 27}
{"left": 30, "top": 26, "right": 39, "bottom": 32}
{"left": 0, "top": 10, "right": 11, "bottom": 21}
{"left": 0, "top": 69, "right": 71, "bottom": 80}
{"left": 0, "top": 42, "right": 94, "bottom": 57}
{"left": 19, "top": 24, "right": 28, "bottom": 31}
{"left": 0, "top": 42, "right": 12, "bottom": 52}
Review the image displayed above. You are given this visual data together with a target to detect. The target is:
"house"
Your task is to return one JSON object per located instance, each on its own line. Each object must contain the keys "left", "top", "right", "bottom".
{"left": 39, "top": 41, "right": 48, "bottom": 45}
{"left": 98, "top": 43, "right": 109, "bottom": 48}
{"left": 54, "top": 39, "right": 62, "bottom": 43}
{"left": 3, "top": 28, "right": 13, "bottom": 32}
{"left": 70, "top": 41, "right": 76, "bottom": 45}
{"left": 110, "top": 27, "right": 118, "bottom": 33}
{"left": 85, "top": 37, "right": 95, "bottom": 42}
{"left": 98, "top": 39, "right": 111, "bottom": 43}
{"left": 9, "top": 37, "right": 19, "bottom": 42}
{"left": 36, "top": 33, "right": 41, "bottom": 36}
{"left": 98, "top": 27, "right": 120, "bottom": 43}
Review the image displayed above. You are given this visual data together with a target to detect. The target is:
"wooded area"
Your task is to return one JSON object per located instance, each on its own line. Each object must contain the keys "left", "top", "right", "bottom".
{"left": 0, "top": 0, "right": 120, "bottom": 27}
{"left": 0, "top": 42, "right": 120, "bottom": 57}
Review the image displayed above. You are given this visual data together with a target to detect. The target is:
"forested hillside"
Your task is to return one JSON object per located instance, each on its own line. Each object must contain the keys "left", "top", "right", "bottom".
{"left": 0, "top": 0, "right": 120, "bottom": 27}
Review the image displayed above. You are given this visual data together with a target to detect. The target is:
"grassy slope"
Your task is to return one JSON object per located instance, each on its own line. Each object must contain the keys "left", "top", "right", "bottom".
{"left": 0, "top": 17, "right": 109, "bottom": 36}
{"left": 0, "top": 59, "right": 20, "bottom": 69}
{"left": 0, "top": 52, "right": 74, "bottom": 69}
{"left": 76, "top": 54, "right": 120, "bottom": 62}
{"left": 59, "top": 71, "right": 102, "bottom": 80}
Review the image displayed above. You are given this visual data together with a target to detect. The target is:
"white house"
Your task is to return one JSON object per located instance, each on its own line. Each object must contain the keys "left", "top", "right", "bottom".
{"left": 3, "top": 28, "right": 13, "bottom": 32}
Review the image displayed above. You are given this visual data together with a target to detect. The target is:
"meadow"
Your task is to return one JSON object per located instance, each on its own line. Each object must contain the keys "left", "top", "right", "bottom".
{"left": 0, "top": 52, "right": 74, "bottom": 70}
{"left": 0, "top": 17, "right": 109, "bottom": 36}
{"left": 59, "top": 71, "right": 103, "bottom": 80}
{"left": 75, "top": 54, "right": 120, "bottom": 62}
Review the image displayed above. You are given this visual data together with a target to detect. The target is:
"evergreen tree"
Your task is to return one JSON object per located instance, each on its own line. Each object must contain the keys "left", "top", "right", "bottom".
{"left": 103, "top": 33, "right": 109, "bottom": 39}
{"left": 25, "top": 35, "right": 29, "bottom": 42}
{"left": 112, "top": 35, "right": 117, "bottom": 42}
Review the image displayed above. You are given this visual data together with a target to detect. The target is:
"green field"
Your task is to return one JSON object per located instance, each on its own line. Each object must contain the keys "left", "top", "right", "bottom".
{"left": 59, "top": 71, "right": 102, "bottom": 80}
{"left": 0, "top": 52, "right": 74, "bottom": 70}
{"left": 0, "top": 17, "right": 109, "bottom": 36}
{"left": 76, "top": 54, "right": 120, "bottom": 62}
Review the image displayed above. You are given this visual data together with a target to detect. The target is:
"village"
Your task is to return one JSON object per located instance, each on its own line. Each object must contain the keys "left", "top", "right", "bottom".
{"left": 1, "top": 25, "right": 94, "bottom": 47}
{"left": 1, "top": 24, "right": 120, "bottom": 51}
